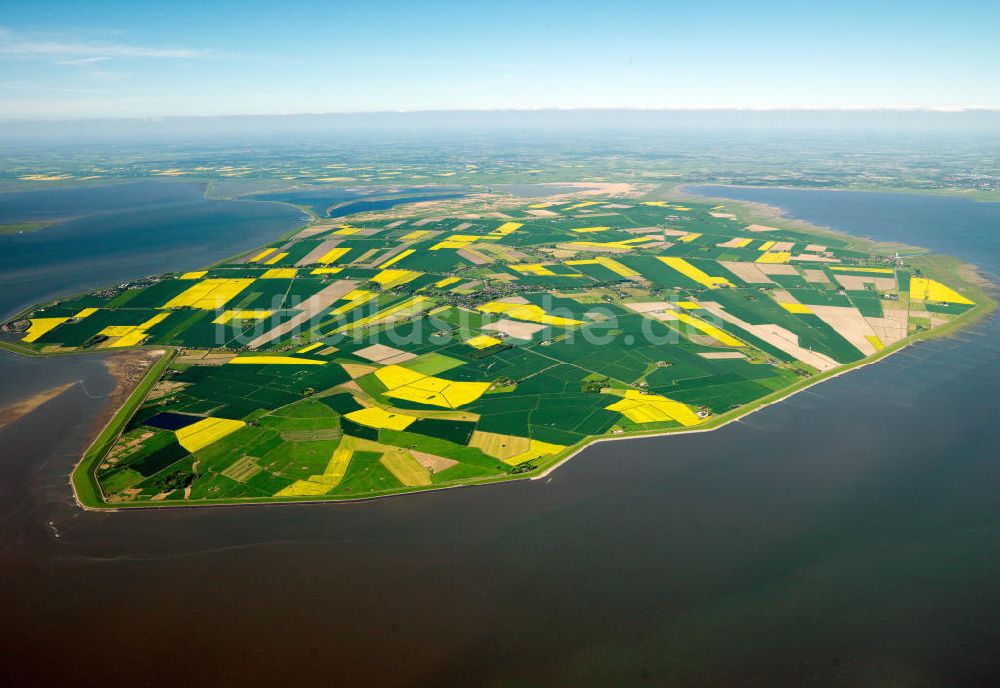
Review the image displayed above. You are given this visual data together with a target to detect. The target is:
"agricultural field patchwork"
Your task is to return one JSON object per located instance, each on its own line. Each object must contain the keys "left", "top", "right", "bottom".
{"left": 6, "top": 193, "right": 981, "bottom": 506}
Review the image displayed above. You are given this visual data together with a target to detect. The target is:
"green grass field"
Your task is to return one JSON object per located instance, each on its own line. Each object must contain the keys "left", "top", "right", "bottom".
{"left": 8, "top": 189, "right": 987, "bottom": 508}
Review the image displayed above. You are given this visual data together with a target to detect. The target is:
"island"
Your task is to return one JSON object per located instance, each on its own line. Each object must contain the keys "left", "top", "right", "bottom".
{"left": 2, "top": 187, "right": 991, "bottom": 508}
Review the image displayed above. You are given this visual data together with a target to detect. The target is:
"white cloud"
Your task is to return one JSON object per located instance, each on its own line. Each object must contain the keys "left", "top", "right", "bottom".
{"left": 56, "top": 56, "right": 111, "bottom": 66}
{"left": 0, "top": 80, "right": 115, "bottom": 95}
{"left": 0, "top": 26, "right": 207, "bottom": 59}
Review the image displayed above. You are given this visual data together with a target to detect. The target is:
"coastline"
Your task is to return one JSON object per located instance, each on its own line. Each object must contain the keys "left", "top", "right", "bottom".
{"left": 674, "top": 183, "right": 931, "bottom": 256}
{"left": 11, "top": 184, "right": 997, "bottom": 511}
{"left": 676, "top": 182, "right": 1000, "bottom": 258}
{"left": 674, "top": 182, "right": 998, "bottom": 300}
{"left": 675, "top": 182, "right": 1000, "bottom": 204}
{"left": 533, "top": 293, "right": 994, "bottom": 481}
{"left": 69, "top": 348, "right": 171, "bottom": 509}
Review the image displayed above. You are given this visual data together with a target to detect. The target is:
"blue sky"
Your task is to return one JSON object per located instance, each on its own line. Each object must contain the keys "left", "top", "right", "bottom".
{"left": 2, "top": 0, "right": 998, "bottom": 119}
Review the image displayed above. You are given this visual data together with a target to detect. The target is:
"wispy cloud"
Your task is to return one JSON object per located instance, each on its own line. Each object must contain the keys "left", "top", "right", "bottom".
{"left": 0, "top": 26, "right": 208, "bottom": 59}
{"left": 0, "top": 80, "right": 115, "bottom": 95}
{"left": 56, "top": 56, "right": 111, "bottom": 66}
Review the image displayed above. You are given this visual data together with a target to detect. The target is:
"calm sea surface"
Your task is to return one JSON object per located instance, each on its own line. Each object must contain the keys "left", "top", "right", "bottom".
{"left": 247, "top": 187, "right": 465, "bottom": 218}
{"left": 1, "top": 185, "right": 999, "bottom": 687}
{"left": 0, "top": 180, "right": 309, "bottom": 320}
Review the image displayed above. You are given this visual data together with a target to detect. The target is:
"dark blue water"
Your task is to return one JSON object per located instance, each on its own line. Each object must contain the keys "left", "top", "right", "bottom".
{"left": 327, "top": 192, "right": 465, "bottom": 218}
{"left": 0, "top": 180, "right": 231, "bottom": 223}
{"left": 0, "top": 181, "right": 308, "bottom": 319}
{"left": 1, "top": 186, "right": 999, "bottom": 687}
{"left": 248, "top": 186, "right": 464, "bottom": 218}
{"left": 689, "top": 185, "right": 1000, "bottom": 273}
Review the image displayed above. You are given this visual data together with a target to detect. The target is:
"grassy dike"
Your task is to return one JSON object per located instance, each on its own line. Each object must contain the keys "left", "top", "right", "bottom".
{"left": 71, "top": 348, "right": 177, "bottom": 508}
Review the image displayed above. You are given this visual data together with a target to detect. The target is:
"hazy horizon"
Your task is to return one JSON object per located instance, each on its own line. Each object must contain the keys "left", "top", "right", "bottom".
{"left": 4, "top": 108, "right": 1000, "bottom": 144}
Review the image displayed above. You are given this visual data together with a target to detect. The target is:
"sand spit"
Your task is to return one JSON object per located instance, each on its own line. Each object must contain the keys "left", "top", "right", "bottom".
{"left": 0, "top": 382, "right": 78, "bottom": 428}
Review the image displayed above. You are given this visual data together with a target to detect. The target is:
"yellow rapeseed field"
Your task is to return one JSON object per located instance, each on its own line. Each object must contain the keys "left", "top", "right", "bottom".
{"left": 477, "top": 302, "right": 584, "bottom": 327}
{"left": 756, "top": 251, "right": 792, "bottom": 264}
{"left": 371, "top": 269, "right": 421, "bottom": 288}
{"left": 161, "top": 278, "right": 256, "bottom": 310}
{"left": 401, "top": 230, "right": 432, "bottom": 241}
{"left": 656, "top": 257, "right": 734, "bottom": 289}
{"left": 662, "top": 311, "right": 744, "bottom": 347}
{"left": 260, "top": 268, "right": 297, "bottom": 279}
{"left": 466, "top": 334, "right": 503, "bottom": 349}
{"left": 175, "top": 417, "right": 246, "bottom": 453}
{"left": 22, "top": 317, "right": 69, "bottom": 342}
{"left": 504, "top": 439, "right": 566, "bottom": 466}
{"left": 345, "top": 406, "right": 417, "bottom": 431}
{"left": 375, "top": 364, "right": 426, "bottom": 389}
{"left": 329, "top": 290, "right": 378, "bottom": 315}
{"left": 97, "top": 312, "right": 171, "bottom": 347}
{"left": 100, "top": 326, "right": 137, "bottom": 337}
{"left": 430, "top": 223, "right": 521, "bottom": 250}
{"left": 111, "top": 331, "right": 147, "bottom": 347}
{"left": 469, "top": 431, "right": 531, "bottom": 460}
{"left": 429, "top": 234, "right": 480, "bottom": 250}
{"left": 316, "top": 247, "right": 351, "bottom": 264}
{"left": 140, "top": 313, "right": 171, "bottom": 329}
{"left": 262, "top": 252, "right": 288, "bottom": 265}
{"left": 606, "top": 390, "right": 702, "bottom": 426}
{"left": 374, "top": 365, "right": 490, "bottom": 409}
{"left": 248, "top": 247, "right": 276, "bottom": 263}
{"left": 275, "top": 443, "right": 357, "bottom": 496}
{"left": 509, "top": 263, "right": 557, "bottom": 276}
{"left": 318, "top": 445, "right": 354, "bottom": 485}
{"left": 488, "top": 221, "right": 522, "bottom": 237}
{"left": 227, "top": 355, "right": 325, "bottom": 365}
{"left": 379, "top": 249, "right": 415, "bottom": 268}
{"left": 909, "top": 278, "right": 973, "bottom": 304}
{"left": 212, "top": 310, "right": 273, "bottom": 324}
